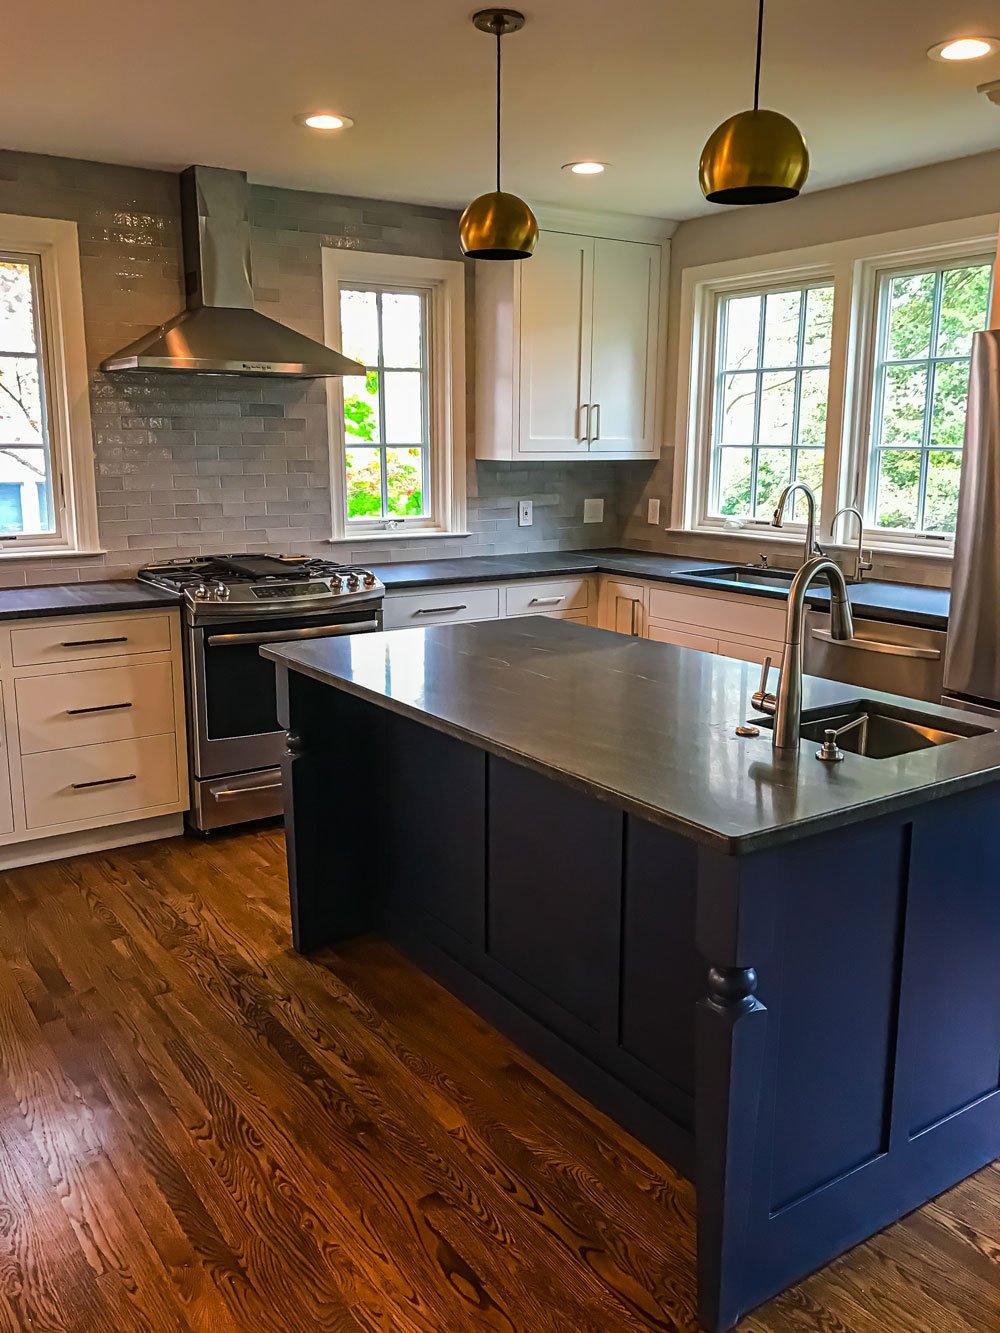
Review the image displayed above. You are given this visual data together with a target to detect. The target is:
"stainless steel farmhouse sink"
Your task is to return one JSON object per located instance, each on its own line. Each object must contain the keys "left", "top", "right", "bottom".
{"left": 756, "top": 699, "right": 994, "bottom": 759}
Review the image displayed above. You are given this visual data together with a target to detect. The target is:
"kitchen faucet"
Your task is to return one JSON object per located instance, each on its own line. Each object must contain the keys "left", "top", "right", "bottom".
{"left": 772, "top": 482, "right": 823, "bottom": 568}
{"left": 751, "top": 556, "right": 855, "bottom": 749}
{"left": 830, "top": 505, "right": 873, "bottom": 583}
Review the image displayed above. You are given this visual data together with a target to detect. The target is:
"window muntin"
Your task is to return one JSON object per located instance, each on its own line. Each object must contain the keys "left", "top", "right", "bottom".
{"left": 339, "top": 285, "right": 431, "bottom": 525}
{"left": 0, "top": 255, "right": 56, "bottom": 538}
{"left": 866, "top": 261, "right": 993, "bottom": 537}
{"left": 709, "top": 283, "right": 833, "bottom": 522}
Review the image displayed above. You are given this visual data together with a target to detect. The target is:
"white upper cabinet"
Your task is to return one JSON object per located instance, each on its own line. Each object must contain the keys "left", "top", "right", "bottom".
{"left": 475, "top": 217, "right": 669, "bottom": 462}
{"left": 589, "top": 239, "right": 660, "bottom": 456}
{"left": 517, "top": 232, "right": 594, "bottom": 455}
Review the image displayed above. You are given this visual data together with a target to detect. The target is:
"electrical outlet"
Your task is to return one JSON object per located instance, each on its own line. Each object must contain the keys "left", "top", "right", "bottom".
{"left": 583, "top": 498, "right": 604, "bottom": 524}
{"left": 518, "top": 499, "right": 533, "bottom": 527}
{"left": 647, "top": 498, "right": 661, "bottom": 525}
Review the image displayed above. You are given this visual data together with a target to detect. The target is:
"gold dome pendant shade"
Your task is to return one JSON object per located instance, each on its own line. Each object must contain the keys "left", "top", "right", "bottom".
{"left": 460, "top": 10, "right": 538, "bottom": 260}
{"left": 699, "top": 0, "right": 809, "bottom": 205}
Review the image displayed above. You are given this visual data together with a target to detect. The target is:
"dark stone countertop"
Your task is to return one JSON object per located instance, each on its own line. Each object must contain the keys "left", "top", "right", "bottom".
{"left": 264, "top": 617, "right": 998, "bottom": 855}
{"left": 371, "top": 548, "right": 951, "bottom": 631}
{"left": 0, "top": 580, "right": 181, "bottom": 621}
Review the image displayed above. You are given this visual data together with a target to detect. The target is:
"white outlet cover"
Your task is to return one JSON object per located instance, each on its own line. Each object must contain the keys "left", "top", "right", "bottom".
{"left": 583, "top": 498, "right": 604, "bottom": 524}
{"left": 518, "top": 499, "right": 533, "bottom": 527}
{"left": 647, "top": 498, "right": 661, "bottom": 525}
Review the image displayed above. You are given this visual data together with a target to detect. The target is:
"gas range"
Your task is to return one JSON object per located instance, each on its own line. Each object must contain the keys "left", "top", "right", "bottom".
{"left": 137, "top": 553, "right": 384, "bottom": 621}
{"left": 141, "top": 553, "right": 385, "bottom": 834}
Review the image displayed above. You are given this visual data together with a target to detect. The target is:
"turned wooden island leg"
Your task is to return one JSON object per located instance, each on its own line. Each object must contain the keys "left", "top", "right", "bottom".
{"left": 694, "top": 849, "right": 773, "bottom": 1333}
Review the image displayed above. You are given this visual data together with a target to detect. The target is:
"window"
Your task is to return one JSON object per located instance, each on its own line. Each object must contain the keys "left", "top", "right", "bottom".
{"left": 0, "top": 213, "right": 97, "bottom": 558}
{"left": 711, "top": 283, "right": 833, "bottom": 520}
{"left": 675, "top": 215, "right": 998, "bottom": 555}
{"left": 865, "top": 261, "right": 992, "bottom": 536}
{"left": 339, "top": 287, "right": 430, "bottom": 523}
{"left": 322, "top": 250, "right": 467, "bottom": 542}
{"left": 0, "top": 256, "right": 55, "bottom": 537}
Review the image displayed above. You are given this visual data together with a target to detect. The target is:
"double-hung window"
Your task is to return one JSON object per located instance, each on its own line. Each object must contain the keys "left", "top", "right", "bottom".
{"left": 0, "top": 213, "right": 97, "bottom": 558}
{"left": 865, "top": 260, "right": 992, "bottom": 537}
{"left": 677, "top": 216, "right": 997, "bottom": 556}
{"left": 710, "top": 283, "right": 833, "bottom": 521}
{"left": 322, "top": 250, "right": 467, "bottom": 542}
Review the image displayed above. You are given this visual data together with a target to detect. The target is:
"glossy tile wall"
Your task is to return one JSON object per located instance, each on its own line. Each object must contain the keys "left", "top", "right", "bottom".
{"left": 0, "top": 150, "right": 628, "bottom": 587}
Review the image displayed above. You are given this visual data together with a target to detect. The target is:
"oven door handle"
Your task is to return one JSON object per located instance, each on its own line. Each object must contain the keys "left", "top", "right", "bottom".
{"left": 206, "top": 619, "right": 381, "bottom": 648}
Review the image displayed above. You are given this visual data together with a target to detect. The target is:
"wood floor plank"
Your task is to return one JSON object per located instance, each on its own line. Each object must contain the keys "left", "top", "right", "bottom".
{"left": 0, "top": 827, "right": 996, "bottom": 1332}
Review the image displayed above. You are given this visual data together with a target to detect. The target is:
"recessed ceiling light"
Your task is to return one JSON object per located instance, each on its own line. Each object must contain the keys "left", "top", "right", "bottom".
{"left": 297, "top": 112, "right": 355, "bottom": 131}
{"left": 927, "top": 36, "right": 1000, "bottom": 62}
{"left": 562, "top": 161, "right": 608, "bottom": 175}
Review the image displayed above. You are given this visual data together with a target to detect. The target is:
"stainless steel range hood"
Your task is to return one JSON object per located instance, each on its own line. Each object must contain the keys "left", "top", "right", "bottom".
{"left": 101, "top": 165, "right": 364, "bottom": 378}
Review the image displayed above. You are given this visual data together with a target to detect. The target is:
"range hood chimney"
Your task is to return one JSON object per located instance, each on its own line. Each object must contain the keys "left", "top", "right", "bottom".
{"left": 101, "top": 165, "right": 364, "bottom": 378}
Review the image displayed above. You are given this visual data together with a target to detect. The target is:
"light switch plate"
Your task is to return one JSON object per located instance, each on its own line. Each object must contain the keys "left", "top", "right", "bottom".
{"left": 583, "top": 498, "right": 604, "bottom": 524}
{"left": 518, "top": 499, "right": 533, "bottom": 527}
{"left": 647, "top": 498, "right": 661, "bottom": 525}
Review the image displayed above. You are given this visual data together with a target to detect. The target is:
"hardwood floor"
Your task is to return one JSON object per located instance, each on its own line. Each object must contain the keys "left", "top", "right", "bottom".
{"left": 0, "top": 828, "right": 996, "bottom": 1332}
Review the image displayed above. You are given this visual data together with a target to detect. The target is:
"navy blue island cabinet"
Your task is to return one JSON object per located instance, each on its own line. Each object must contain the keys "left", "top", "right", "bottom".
{"left": 265, "top": 618, "right": 1000, "bottom": 1331}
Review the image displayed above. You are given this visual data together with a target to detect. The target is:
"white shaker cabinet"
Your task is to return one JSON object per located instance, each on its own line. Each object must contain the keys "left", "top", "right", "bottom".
{"left": 475, "top": 217, "right": 669, "bottom": 462}
{"left": 589, "top": 239, "right": 660, "bottom": 456}
{"left": 517, "top": 230, "right": 593, "bottom": 456}
{"left": 0, "top": 683, "right": 13, "bottom": 836}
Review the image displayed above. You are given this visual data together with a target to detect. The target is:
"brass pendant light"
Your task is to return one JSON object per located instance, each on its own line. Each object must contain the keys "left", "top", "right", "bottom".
{"left": 699, "top": 0, "right": 809, "bottom": 205}
{"left": 460, "top": 9, "right": 538, "bottom": 260}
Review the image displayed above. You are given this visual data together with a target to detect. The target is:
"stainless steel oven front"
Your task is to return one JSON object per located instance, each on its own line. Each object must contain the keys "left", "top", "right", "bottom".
{"left": 185, "top": 605, "right": 381, "bottom": 830}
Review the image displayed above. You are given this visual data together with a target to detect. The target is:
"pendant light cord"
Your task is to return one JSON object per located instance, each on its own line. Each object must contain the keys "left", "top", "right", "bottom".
{"left": 495, "top": 22, "right": 503, "bottom": 192}
{"left": 753, "top": 0, "right": 764, "bottom": 110}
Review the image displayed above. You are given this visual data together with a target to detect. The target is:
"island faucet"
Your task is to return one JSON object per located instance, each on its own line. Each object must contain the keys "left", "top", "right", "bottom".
{"left": 772, "top": 482, "right": 823, "bottom": 567}
{"left": 751, "top": 556, "right": 855, "bottom": 749}
{"left": 831, "top": 505, "right": 873, "bottom": 583}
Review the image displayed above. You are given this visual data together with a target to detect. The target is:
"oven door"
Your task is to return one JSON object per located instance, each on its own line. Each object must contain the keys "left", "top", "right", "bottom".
{"left": 187, "top": 607, "right": 381, "bottom": 779}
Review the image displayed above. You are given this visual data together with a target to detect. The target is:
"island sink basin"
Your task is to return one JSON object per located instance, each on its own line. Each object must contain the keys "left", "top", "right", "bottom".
{"left": 756, "top": 699, "right": 994, "bottom": 758}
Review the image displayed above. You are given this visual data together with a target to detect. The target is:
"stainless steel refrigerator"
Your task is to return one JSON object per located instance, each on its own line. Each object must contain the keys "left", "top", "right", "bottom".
{"left": 943, "top": 329, "right": 1000, "bottom": 715}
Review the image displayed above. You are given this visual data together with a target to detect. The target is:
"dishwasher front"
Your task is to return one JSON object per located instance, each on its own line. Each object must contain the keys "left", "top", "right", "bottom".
{"left": 803, "top": 610, "right": 946, "bottom": 704}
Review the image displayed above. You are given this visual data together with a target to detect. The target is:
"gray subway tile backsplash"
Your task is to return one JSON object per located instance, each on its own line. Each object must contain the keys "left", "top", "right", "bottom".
{"left": 0, "top": 148, "right": 635, "bottom": 588}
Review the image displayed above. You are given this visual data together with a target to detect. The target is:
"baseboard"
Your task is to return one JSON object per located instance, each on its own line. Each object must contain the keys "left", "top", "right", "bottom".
{"left": 0, "top": 813, "right": 185, "bottom": 870}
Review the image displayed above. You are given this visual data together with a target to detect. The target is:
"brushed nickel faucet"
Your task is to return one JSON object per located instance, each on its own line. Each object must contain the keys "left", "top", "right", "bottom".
{"left": 831, "top": 505, "right": 873, "bottom": 583}
{"left": 751, "top": 556, "right": 855, "bottom": 749}
{"left": 772, "top": 482, "right": 823, "bottom": 568}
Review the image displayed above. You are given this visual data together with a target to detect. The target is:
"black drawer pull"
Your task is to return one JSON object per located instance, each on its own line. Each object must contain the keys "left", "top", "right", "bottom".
{"left": 65, "top": 701, "right": 133, "bottom": 716}
{"left": 70, "top": 773, "right": 137, "bottom": 790}
{"left": 60, "top": 636, "right": 129, "bottom": 648}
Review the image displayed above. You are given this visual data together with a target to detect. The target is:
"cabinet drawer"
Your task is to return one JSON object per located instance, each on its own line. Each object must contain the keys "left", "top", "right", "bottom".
{"left": 11, "top": 613, "right": 173, "bottom": 667}
{"left": 717, "top": 636, "right": 784, "bottom": 668}
{"left": 646, "top": 621, "right": 718, "bottom": 654}
{"left": 647, "top": 586, "right": 785, "bottom": 641}
{"left": 505, "top": 578, "right": 589, "bottom": 617}
{"left": 15, "top": 661, "right": 176, "bottom": 755}
{"left": 20, "top": 734, "right": 180, "bottom": 830}
{"left": 383, "top": 587, "right": 500, "bottom": 629}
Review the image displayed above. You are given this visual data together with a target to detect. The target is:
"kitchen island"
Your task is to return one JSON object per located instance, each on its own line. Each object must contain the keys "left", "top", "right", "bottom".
{"left": 265, "top": 618, "right": 1000, "bottom": 1331}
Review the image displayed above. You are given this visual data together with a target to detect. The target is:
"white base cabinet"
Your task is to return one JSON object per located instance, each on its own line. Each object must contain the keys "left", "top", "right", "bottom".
{"left": 0, "top": 607, "right": 189, "bottom": 867}
{"left": 383, "top": 577, "right": 596, "bottom": 633}
{"left": 597, "top": 576, "right": 786, "bottom": 667}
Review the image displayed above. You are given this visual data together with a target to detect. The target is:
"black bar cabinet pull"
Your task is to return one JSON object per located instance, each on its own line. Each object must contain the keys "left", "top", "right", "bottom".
{"left": 70, "top": 773, "right": 137, "bottom": 790}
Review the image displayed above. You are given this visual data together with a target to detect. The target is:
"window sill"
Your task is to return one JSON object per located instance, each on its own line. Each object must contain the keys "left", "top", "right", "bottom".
{"left": 0, "top": 545, "right": 106, "bottom": 561}
{"left": 672, "top": 526, "right": 954, "bottom": 560}
{"left": 327, "top": 530, "right": 473, "bottom": 544}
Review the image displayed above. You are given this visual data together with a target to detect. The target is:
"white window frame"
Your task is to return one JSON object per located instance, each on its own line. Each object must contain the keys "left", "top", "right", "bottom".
{"left": 321, "top": 250, "right": 467, "bottom": 543}
{"left": 0, "top": 213, "right": 99, "bottom": 559}
{"left": 673, "top": 214, "right": 999, "bottom": 560}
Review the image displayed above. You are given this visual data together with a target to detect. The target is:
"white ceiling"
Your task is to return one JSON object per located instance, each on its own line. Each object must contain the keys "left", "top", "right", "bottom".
{"left": 7, "top": 0, "right": 1000, "bottom": 220}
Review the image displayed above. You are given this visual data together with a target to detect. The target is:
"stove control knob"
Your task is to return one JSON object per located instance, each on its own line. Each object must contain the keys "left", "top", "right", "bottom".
{"left": 330, "top": 574, "right": 344, "bottom": 593}
{"left": 214, "top": 583, "right": 230, "bottom": 601}
{"left": 194, "top": 583, "right": 209, "bottom": 600}
{"left": 363, "top": 571, "right": 377, "bottom": 589}
{"left": 347, "top": 573, "right": 360, "bottom": 591}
